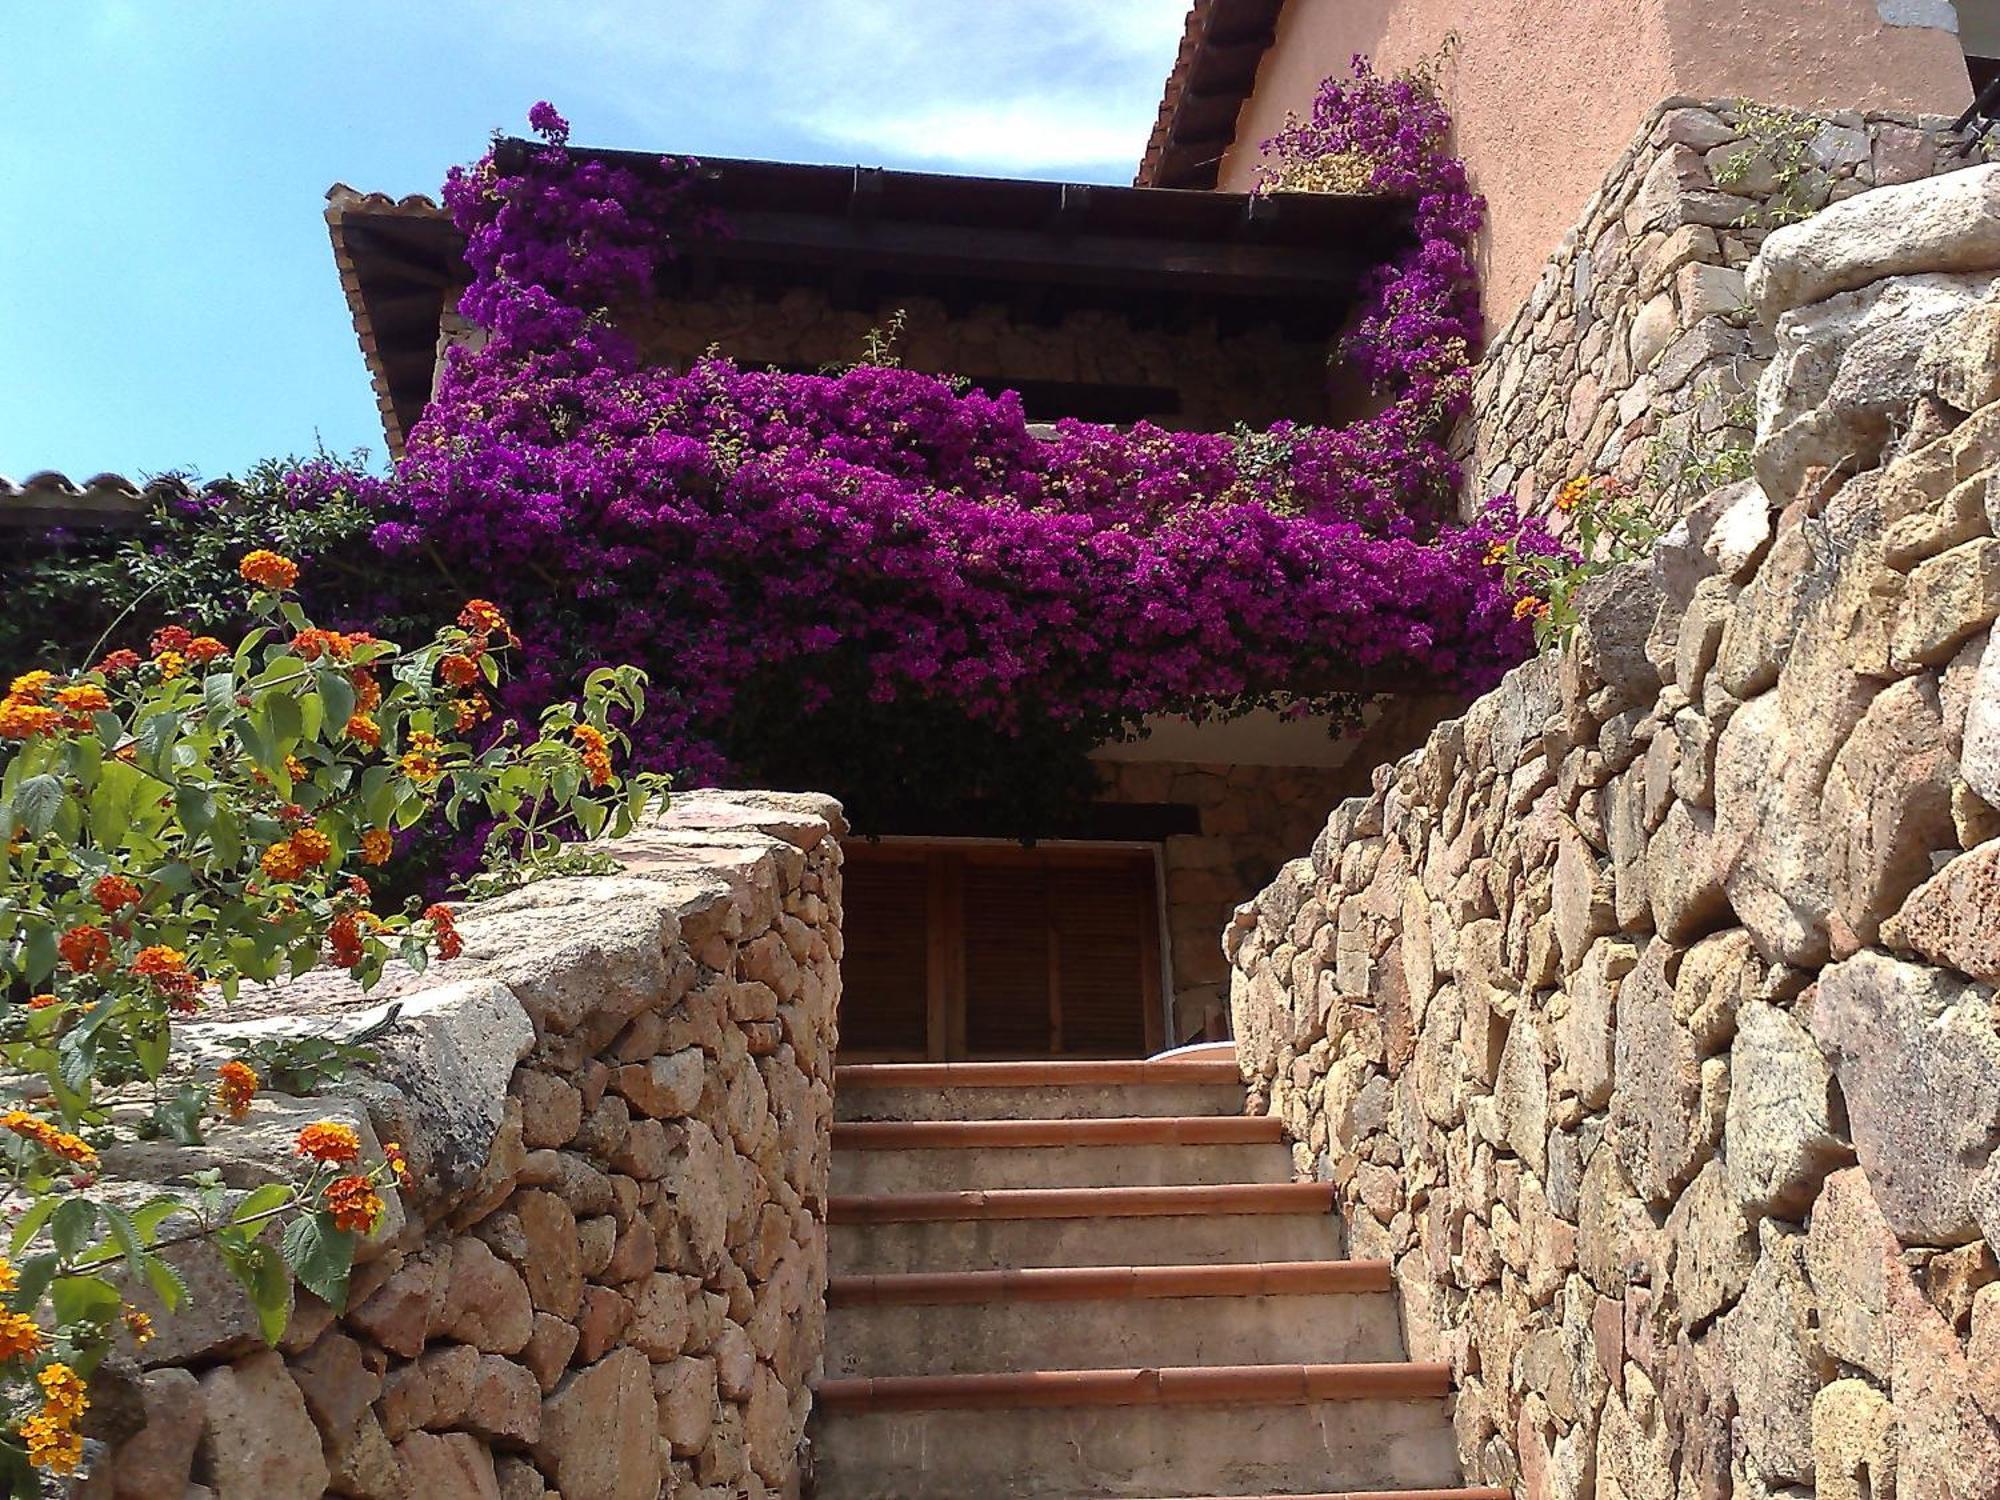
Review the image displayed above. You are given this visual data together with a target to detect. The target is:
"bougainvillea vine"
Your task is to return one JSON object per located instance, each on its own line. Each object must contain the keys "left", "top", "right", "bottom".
{"left": 300, "top": 73, "right": 1537, "bottom": 815}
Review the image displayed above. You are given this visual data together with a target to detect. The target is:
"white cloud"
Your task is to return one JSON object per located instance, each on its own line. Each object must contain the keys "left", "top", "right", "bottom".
{"left": 798, "top": 95, "right": 1155, "bottom": 170}
{"left": 473, "top": 0, "right": 1188, "bottom": 175}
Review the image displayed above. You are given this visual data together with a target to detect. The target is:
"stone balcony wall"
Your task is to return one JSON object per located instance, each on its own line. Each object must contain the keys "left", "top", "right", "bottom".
{"left": 79, "top": 790, "right": 844, "bottom": 1500}
{"left": 1461, "top": 97, "right": 1989, "bottom": 527}
{"left": 1232, "top": 169, "right": 2000, "bottom": 1497}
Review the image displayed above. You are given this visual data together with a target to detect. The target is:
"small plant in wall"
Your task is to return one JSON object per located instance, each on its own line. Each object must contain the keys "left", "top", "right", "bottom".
{"left": 1712, "top": 101, "right": 1824, "bottom": 229}
{"left": 1484, "top": 475, "right": 1661, "bottom": 649}
{"left": 0, "top": 553, "right": 665, "bottom": 1489}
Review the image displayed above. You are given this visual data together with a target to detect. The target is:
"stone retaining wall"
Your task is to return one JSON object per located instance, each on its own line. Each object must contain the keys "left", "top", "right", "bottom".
{"left": 1461, "top": 97, "right": 1989, "bottom": 526}
{"left": 1231, "top": 170, "right": 2000, "bottom": 1497}
{"left": 80, "top": 790, "right": 844, "bottom": 1500}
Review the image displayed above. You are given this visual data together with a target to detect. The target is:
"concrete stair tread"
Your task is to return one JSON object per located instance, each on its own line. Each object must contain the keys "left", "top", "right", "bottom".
{"left": 833, "top": 1114, "right": 1284, "bottom": 1148}
{"left": 815, "top": 1361, "right": 1453, "bottom": 1411}
{"left": 830, "top": 1258, "right": 1391, "bottom": 1304}
{"left": 810, "top": 1396, "right": 1465, "bottom": 1497}
{"left": 832, "top": 1180, "right": 1332, "bottom": 1223}
{"left": 837, "top": 1057, "right": 1242, "bottom": 1089}
{"left": 817, "top": 1056, "right": 1474, "bottom": 1497}
{"left": 1114, "top": 1491, "right": 1511, "bottom": 1499}
{"left": 827, "top": 1262, "right": 1407, "bottom": 1376}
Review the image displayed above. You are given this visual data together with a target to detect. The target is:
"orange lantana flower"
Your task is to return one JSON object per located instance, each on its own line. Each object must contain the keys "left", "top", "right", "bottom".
{"left": 438, "top": 654, "right": 480, "bottom": 688}
{"left": 215, "top": 1060, "right": 259, "bottom": 1120}
{"left": 238, "top": 550, "right": 300, "bottom": 591}
{"left": 424, "top": 903, "right": 464, "bottom": 961}
{"left": 323, "top": 1173, "right": 386, "bottom": 1234}
{"left": 0, "top": 1311, "right": 42, "bottom": 1362}
{"left": 1, "top": 1111, "right": 97, "bottom": 1167}
{"left": 458, "top": 599, "right": 508, "bottom": 635}
{"left": 294, "top": 1119, "right": 363, "bottom": 1166}
{"left": 57, "top": 925, "right": 111, "bottom": 974}
{"left": 91, "top": 874, "right": 144, "bottom": 912}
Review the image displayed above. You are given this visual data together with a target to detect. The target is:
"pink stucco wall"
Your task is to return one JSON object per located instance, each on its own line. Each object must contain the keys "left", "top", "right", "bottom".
{"left": 1219, "top": 0, "right": 1976, "bottom": 327}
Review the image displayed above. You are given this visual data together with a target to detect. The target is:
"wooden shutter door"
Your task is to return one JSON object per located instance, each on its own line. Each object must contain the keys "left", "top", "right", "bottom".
{"left": 837, "top": 849, "right": 931, "bottom": 1057}
{"left": 1048, "top": 861, "right": 1154, "bottom": 1056}
{"left": 961, "top": 863, "right": 1056, "bottom": 1056}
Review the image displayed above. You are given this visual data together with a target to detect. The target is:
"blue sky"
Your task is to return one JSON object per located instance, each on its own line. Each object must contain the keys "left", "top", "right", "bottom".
{"left": 1, "top": 1, "right": 1189, "bottom": 482}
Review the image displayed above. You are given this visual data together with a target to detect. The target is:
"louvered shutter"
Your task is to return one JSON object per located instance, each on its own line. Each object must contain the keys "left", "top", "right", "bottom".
{"left": 1048, "top": 863, "right": 1152, "bottom": 1056}
{"left": 962, "top": 863, "right": 1055, "bottom": 1055}
{"left": 837, "top": 851, "right": 930, "bottom": 1056}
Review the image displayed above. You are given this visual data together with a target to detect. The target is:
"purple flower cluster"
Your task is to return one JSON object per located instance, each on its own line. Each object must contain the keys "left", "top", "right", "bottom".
{"left": 331, "top": 94, "right": 1532, "bottom": 785}
{"left": 1257, "top": 56, "right": 1485, "bottom": 403}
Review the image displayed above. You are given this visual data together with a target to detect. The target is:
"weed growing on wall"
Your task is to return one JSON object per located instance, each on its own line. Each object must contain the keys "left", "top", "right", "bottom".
{"left": 1485, "top": 475, "right": 1660, "bottom": 649}
{"left": 1713, "top": 102, "right": 1825, "bottom": 228}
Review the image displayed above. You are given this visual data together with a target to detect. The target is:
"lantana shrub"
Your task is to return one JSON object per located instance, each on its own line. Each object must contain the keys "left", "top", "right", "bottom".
{"left": 0, "top": 554, "right": 664, "bottom": 1489}
{"left": 327, "top": 84, "right": 1538, "bottom": 818}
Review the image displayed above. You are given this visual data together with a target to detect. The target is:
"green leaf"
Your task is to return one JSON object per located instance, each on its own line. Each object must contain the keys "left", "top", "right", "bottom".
{"left": 49, "top": 1198, "right": 99, "bottom": 1262}
{"left": 132, "top": 1015, "right": 172, "bottom": 1081}
{"left": 318, "top": 668, "right": 356, "bottom": 735}
{"left": 221, "top": 1240, "right": 292, "bottom": 1345}
{"left": 49, "top": 1274, "right": 122, "bottom": 1330}
{"left": 175, "top": 782, "right": 217, "bottom": 836}
{"left": 99, "top": 1202, "right": 146, "bottom": 1275}
{"left": 136, "top": 709, "right": 181, "bottom": 760}
{"left": 8, "top": 1254, "right": 57, "bottom": 1316}
{"left": 202, "top": 671, "right": 239, "bottom": 722}
{"left": 232, "top": 1183, "right": 295, "bottom": 1226}
{"left": 281, "top": 1210, "right": 357, "bottom": 1311}
{"left": 152, "top": 1085, "right": 208, "bottom": 1146}
{"left": 142, "top": 1252, "right": 189, "bottom": 1312}
{"left": 263, "top": 691, "right": 304, "bottom": 748}
{"left": 18, "top": 918, "right": 56, "bottom": 987}
{"left": 10, "top": 1197, "right": 59, "bottom": 1256}
{"left": 298, "top": 690, "right": 325, "bottom": 747}
{"left": 130, "top": 1196, "right": 186, "bottom": 1241}
{"left": 13, "top": 774, "right": 65, "bottom": 838}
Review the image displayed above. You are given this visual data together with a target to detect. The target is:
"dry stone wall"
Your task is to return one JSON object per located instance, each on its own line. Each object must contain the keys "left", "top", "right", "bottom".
{"left": 1463, "top": 97, "right": 1990, "bottom": 526}
{"left": 1232, "top": 170, "right": 2000, "bottom": 1498}
{"left": 78, "top": 790, "right": 843, "bottom": 1500}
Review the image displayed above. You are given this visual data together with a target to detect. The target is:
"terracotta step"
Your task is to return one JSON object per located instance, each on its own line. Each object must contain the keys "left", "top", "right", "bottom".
{"left": 827, "top": 1262, "right": 1404, "bottom": 1376}
{"left": 830, "top": 1183, "right": 1342, "bottom": 1274}
{"left": 829, "top": 1258, "right": 1390, "bottom": 1304}
{"left": 831, "top": 1116, "right": 1292, "bottom": 1193}
{"left": 838, "top": 1058, "right": 1243, "bottom": 1088}
{"left": 835, "top": 1057, "right": 1244, "bottom": 1123}
{"left": 815, "top": 1361, "right": 1452, "bottom": 1412}
{"left": 807, "top": 1379, "right": 1462, "bottom": 1498}
{"left": 832, "top": 1180, "right": 1332, "bottom": 1223}
{"left": 833, "top": 1114, "right": 1284, "bottom": 1149}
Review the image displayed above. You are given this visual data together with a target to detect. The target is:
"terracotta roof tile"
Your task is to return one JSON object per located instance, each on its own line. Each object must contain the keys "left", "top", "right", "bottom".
{"left": 0, "top": 471, "right": 214, "bottom": 531}
{"left": 1137, "top": 0, "right": 1283, "bottom": 190}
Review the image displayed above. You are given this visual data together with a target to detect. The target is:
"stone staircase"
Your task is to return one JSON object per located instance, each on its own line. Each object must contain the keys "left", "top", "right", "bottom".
{"left": 807, "top": 1051, "right": 1504, "bottom": 1500}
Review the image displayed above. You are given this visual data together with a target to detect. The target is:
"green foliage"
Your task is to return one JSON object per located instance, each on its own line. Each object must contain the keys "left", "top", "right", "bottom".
{"left": 0, "top": 556, "right": 665, "bottom": 1488}
{"left": 230, "top": 1006, "right": 402, "bottom": 1095}
{"left": 0, "top": 455, "right": 417, "bottom": 673}
{"left": 1713, "top": 103, "right": 1824, "bottom": 229}
{"left": 1644, "top": 411, "right": 1755, "bottom": 515}
{"left": 1487, "top": 476, "right": 1663, "bottom": 650}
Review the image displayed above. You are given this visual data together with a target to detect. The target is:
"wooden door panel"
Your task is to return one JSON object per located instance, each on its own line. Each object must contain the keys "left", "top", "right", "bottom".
{"left": 837, "top": 852, "right": 930, "bottom": 1056}
{"left": 1049, "top": 866, "right": 1150, "bottom": 1056}
{"left": 839, "top": 843, "right": 1161, "bottom": 1059}
{"left": 962, "top": 864, "right": 1055, "bottom": 1055}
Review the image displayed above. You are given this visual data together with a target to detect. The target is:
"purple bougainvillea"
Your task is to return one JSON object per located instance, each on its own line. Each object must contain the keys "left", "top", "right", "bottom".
{"left": 313, "top": 75, "right": 1539, "bottom": 793}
